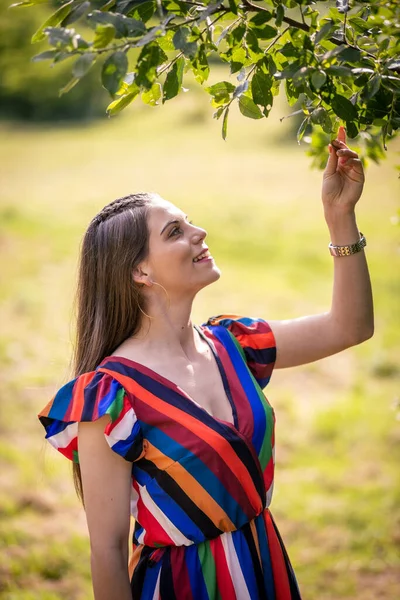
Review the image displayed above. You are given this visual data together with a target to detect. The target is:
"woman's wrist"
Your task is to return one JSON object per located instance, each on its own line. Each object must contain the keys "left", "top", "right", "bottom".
{"left": 324, "top": 211, "right": 359, "bottom": 246}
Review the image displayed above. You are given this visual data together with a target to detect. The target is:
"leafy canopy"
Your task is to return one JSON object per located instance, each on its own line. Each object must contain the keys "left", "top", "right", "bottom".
{"left": 14, "top": 0, "right": 400, "bottom": 168}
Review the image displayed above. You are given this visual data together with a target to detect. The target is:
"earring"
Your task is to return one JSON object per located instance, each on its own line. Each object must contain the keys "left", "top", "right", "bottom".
{"left": 151, "top": 281, "right": 171, "bottom": 310}
{"left": 137, "top": 303, "right": 154, "bottom": 320}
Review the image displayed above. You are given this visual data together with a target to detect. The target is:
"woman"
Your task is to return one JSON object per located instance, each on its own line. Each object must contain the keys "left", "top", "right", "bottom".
{"left": 39, "top": 126, "right": 373, "bottom": 600}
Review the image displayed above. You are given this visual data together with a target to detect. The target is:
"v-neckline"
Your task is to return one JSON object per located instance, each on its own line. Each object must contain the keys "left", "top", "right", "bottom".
{"left": 98, "top": 324, "right": 239, "bottom": 430}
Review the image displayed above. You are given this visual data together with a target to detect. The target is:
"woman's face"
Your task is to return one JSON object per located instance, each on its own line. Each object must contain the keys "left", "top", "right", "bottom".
{"left": 137, "top": 197, "right": 221, "bottom": 297}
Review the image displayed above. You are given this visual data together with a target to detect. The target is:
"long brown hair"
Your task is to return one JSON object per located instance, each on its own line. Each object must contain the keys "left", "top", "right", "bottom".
{"left": 71, "top": 192, "right": 155, "bottom": 502}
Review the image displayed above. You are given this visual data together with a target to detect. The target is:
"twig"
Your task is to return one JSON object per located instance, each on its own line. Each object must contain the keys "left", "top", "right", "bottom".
{"left": 165, "top": 6, "right": 229, "bottom": 31}
{"left": 343, "top": 10, "right": 348, "bottom": 44}
{"left": 157, "top": 51, "right": 184, "bottom": 76}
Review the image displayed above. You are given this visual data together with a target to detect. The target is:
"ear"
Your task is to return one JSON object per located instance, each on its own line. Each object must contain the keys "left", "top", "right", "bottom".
{"left": 133, "top": 266, "right": 152, "bottom": 287}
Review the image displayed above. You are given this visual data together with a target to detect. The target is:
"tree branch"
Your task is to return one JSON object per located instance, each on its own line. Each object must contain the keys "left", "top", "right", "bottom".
{"left": 165, "top": 5, "right": 229, "bottom": 31}
{"left": 240, "top": 0, "right": 377, "bottom": 58}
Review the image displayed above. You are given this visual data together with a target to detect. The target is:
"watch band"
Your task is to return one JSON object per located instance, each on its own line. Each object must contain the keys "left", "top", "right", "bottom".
{"left": 329, "top": 232, "right": 367, "bottom": 257}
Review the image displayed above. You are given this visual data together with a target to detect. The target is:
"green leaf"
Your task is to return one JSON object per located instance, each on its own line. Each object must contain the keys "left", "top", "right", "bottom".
{"left": 10, "top": 0, "right": 49, "bottom": 6}
{"left": 338, "top": 47, "right": 361, "bottom": 63}
{"left": 157, "top": 31, "right": 175, "bottom": 53}
{"left": 297, "top": 117, "right": 309, "bottom": 143}
{"left": 321, "top": 44, "right": 353, "bottom": 62}
{"left": 321, "top": 113, "right": 333, "bottom": 134}
{"left": 228, "top": 0, "right": 238, "bottom": 15}
{"left": 331, "top": 94, "right": 358, "bottom": 121}
{"left": 245, "top": 29, "right": 264, "bottom": 61}
{"left": 222, "top": 107, "right": 229, "bottom": 140}
{"left": 163, "top": 57, "right": 185, "bottom": 102}
{"left": 173, "top": 27, "right": 197, "bottom": 58}
{"left": 192, "top": 46, "right": 209, "bottom": 85}
{"left": 326, "top": 65, "right": 352, "bottom": 77}
{"left": 128, "top": 0, "right": 156, "bottom": 23}
{"left": 107, "top": 89, "right": 140, "bottom": 116}
{"left": 364, "top": 75, "right": 381, "bottom": 100}
{"left": 62, "top": 1, "right": 90, "bottom": 27}
{"left": 278, "top": 42, "right": 300, "bottom": 58}
{"left": 275, "top": 4, "right": 284, "bottom": 27}
{"left": 315, "top": 20, "right": 336, "bottom": 44}
{"left": 230, "top": 24, "right": 246, "bottom": 45}
{"left": 31, "top": 0, "right": 74, "bottom": 43}
{"left": 72, "top": 53, "right": 96, "bottom": 78}
{"left": 345, "top": 121, "right": 359, "bottom": 138}
{"left": 379, "top": 38, "right": 390, "bottom": 53}
{"left": 136, "top": 44, "right": 168, "bottom": 89}
{"left": 89, "top": 11, "right": 146, "bottom": 38}
{"left": 310, "top": 106, "right": 328, "bottom": 125}
{"left": 163, "top": 0, "right": 190, "bottom": 16}
{"left": 250, "top": 12, "right": 273, "bottom": 27}
{"left": 206, "top": 81, "right": 235, "bottom": 102}
{"left": 122, "top": 17, "right": 147, "bottom": 38}
{"left": 311, "top": 70, "right": 327, "bottom": 90}
{"left": 115, "top": 73, "right": 135, "bottom": 96}
{"left": 239, "top": 96, "right": 263, "bottom": 119}
{"left": 102, "top": 51, "right": 128, "bottom": 96}
{"left": 381, "top": 75, "right": 400, "bottom": 93}
{"left": 251, "top": 71, "right": 272, "bottom": 106}
{"left": 251, "top": 25, "right": 277, "bottom": 41}
{"left": 229, "top": 46, "right": 248, "bottom": 74}
{"left": 31, "top": 50, "right": 57, "bottom": 62}
{"left": 348, "top": 16, "right": 371, "bottom": 33}
{"left": 142, "top": 82, "right": 162, "bottom": 106}
{"left": 93, "top": 24, "right": 116, "bottom": 49}
{"left": 293, "top": 66, "right": 314, "bottom": 83}
{"left": 285, "top": 79, "right": 300, "bottom": 106}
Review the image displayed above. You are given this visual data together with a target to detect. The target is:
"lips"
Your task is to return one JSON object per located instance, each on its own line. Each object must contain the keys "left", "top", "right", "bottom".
{"left": 193, "top": 248, "right": 211, "bottom": 262}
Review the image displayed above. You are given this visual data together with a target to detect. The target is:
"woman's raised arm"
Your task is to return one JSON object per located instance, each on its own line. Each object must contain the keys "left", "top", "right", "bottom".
{"left": 78, "top": 416, "right": 133, "bottom": 600}
{"left": 269, "top": 126, "right": 374, "bottom": 369}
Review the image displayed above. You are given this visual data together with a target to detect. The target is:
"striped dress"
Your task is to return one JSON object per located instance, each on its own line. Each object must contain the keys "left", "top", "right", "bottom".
{"left": 38, "top": 315, "right": 302, "bottom": 600}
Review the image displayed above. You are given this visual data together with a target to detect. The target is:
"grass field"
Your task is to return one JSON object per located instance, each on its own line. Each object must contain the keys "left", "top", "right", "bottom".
{"left": 0, "top": 76, "right": 399, "bottom": 599}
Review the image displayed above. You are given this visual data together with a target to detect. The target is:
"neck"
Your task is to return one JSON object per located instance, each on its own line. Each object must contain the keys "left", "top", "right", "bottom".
{"left": 133, "top": 294, "right": 201, "bottom": 360}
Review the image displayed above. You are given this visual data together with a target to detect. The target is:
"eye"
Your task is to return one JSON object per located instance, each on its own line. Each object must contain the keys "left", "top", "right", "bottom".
{"left": 169, "top": 226, "right": 182, "bottom": 237}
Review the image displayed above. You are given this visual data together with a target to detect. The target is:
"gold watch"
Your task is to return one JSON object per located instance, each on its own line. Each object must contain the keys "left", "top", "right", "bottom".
{"left": 328, "top": 232, "right": 367, "bottom": 257}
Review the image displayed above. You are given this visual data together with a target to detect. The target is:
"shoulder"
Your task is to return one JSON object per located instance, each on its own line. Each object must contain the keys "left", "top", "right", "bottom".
{"left": 38, "top": 369, "right": 127, "bottom": 424}
{"left": 202, "top": 314, "right": 276, "bottom": 389}
{"left": 204, "top": 314, "right": 276, "bottom": 347}
{"left": 38, "top": 369, "right": 142, "bottom": 463}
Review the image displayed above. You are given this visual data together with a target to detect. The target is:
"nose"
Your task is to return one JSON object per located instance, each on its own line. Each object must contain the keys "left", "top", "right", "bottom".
{"left": 192, "top": 224, "right": 207, "bottom": 243}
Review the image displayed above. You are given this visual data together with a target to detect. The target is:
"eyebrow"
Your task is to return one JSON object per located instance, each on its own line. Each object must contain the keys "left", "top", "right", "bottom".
{"left": 160, "top": 215, "right": 188, "bottom": 236}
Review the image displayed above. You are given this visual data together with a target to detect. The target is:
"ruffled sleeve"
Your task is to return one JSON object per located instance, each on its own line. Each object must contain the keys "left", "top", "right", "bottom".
{"left": 38, "top": 370, "right": 143, "bottom": 464}
{"left": 205, "top": 314, "right": 277, "bottom": 389}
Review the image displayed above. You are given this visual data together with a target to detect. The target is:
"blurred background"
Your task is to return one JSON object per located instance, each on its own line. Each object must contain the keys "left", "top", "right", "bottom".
{"left": 0, "top": 1, "right": 399, "bottom": 598}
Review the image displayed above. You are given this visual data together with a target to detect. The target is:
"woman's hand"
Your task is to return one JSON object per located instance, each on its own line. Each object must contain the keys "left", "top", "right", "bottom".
{"left": 322, "top": 126, "right": 365, "bottom": 217}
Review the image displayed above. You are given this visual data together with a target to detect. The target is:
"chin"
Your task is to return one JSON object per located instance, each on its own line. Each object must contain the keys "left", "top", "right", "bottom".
{"left": 200, "top": 266, "right": 221, "bottom": 290}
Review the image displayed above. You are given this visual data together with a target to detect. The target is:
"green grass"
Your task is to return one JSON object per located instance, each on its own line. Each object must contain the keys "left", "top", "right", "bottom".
{"left": 0, "top": 72, "right": 399, "bottom": 599}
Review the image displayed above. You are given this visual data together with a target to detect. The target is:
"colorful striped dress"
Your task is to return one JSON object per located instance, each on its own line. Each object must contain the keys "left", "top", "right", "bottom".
{"left": 38, "top": 315, "right": 302, "bottom": 599}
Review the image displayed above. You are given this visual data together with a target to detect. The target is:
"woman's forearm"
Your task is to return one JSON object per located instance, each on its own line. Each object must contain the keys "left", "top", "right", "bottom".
{"left": 325, "top": 210, "right": 374, "bottom": 345}
{"left": 91, "top": 549, "right": 132, "bottom": 600}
